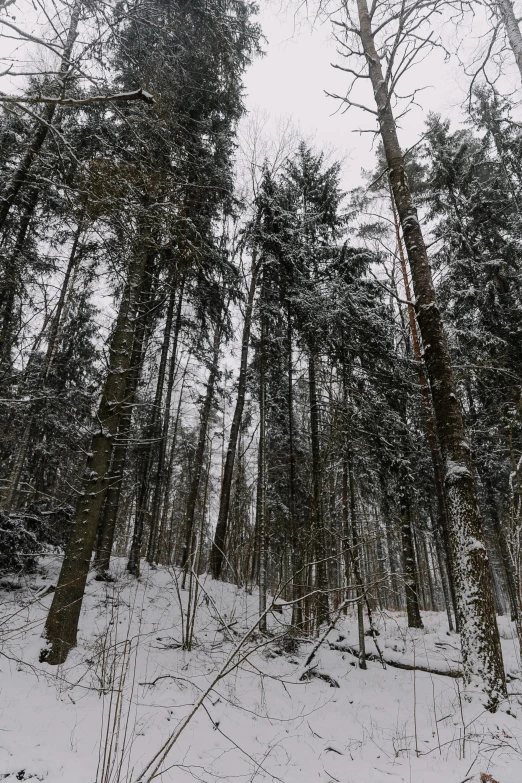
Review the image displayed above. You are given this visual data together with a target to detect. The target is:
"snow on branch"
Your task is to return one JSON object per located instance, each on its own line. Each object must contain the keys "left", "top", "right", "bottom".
{"left": 0, "top": 88, "right": 155, "bottom": 107}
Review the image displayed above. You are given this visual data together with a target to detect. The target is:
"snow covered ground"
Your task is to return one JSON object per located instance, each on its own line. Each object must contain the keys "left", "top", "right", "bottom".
{"left": 1, "top": 557, "right": 522, "bottom": 783}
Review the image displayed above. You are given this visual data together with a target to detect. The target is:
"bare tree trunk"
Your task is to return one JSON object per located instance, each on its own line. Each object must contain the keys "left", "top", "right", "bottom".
{"left": 180, "top": 321, "right": 222, "bottom": 576}
{"left": 309, "top": 350, "right": 329, "bottom": 627}
{"left": 41, "top": 244, "right": 148, "bottom": 665}
{"left": 356, "top": 0, "right": 506, "bottom": 708}
{"left": 157, "top": 358, "right": 189, "bottom": 564}
{"left": 257, "top": 322, "right": 267, "bottom": 632}
{"left": 497, "top": 0, "right": 522, "bottom": 82}
{"left": 211, "top": 261, "right": 258, "bottom": 578}
{"left": 399, "top": 490, "right": 424, "bottom": 629}
{"left": 150, "top": 279, "right": 185, "bottom": 562}
{"left": 345, "top": 453, "right": 366, "bottom": 668}
{"left": 429, "top": 506, "right": 456, "bottom": 629}
{"left": 144, "top": 286, "right": 177, "bottom": 562}
{"left": 287, "top": 313, "right": 303, "bottom": 630}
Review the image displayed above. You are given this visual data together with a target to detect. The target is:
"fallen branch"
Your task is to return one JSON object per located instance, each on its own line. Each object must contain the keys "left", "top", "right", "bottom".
{"left": 300, "top": 666, "right": 340, "bottom": 688}
{"left": 329, "top": 642, "right": 462, "bottom": 678}
{"left": 217, "top": 620, "right": 239, "bottom": 633}
{"left": 139, "top": 674, "right": 192, "bottom": 689}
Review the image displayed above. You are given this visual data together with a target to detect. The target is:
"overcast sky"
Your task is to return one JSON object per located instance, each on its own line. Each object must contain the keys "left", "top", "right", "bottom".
{"left": 1, "top": 0, "right": 521, "bottom": 189}
{"left": 242, "top": 1, "right": 521, "bottom": 188}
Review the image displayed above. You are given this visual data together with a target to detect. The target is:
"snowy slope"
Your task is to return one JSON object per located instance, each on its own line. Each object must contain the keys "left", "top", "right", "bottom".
{"left": 1, "top": 557, "right": 522, "bottom": 783}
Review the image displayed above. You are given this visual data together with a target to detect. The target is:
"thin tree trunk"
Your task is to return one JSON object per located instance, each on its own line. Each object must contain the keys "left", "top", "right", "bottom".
{"left": 41, "top": 244, "right": 148, "bottom": 665}
{"left": 145, "top": 285, "right": 177, "bottom": 562}
{"left": 157, "top": 358, "right": 189, "bottom": 564}
{"left": 485, "top": 486, "right": 522, "bottom": 658}
{"left": 150, "top": 281, "right": 185, "bottom": 563}
{"left": 429, "top": 507, "right": 455, "bottom": 630}
{"left": 356, "top": 0, "right": 506, "bottom": 708}
{"left": 345, "top": 454, "right": 366, "bottom": 668}
{"left": 180, "top": 321, "right": 222, "bottom": 575}
{"left": 421, "top": 529, "right": 436, "bottom": 611}
{"left": 309, "top": 350, "right": 329, "bottom": 626}
{"left": 287, "top": 313, "right": 303, "bottom": 630}
{"left": 257, "top": 322, "right": 267, "bottom": 632}
{"left": 210, "top": 261, "right": 258, "bottom": 578}
{"left": 399, "top": 490, "right": 424, "bottom": 629}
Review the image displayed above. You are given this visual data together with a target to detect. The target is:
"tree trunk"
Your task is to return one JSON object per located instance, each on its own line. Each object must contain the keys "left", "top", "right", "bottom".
{"left": 429, "top": 506, "right": 456, "bottom": 631}
{"left": 356, "top": 0, "right": 506, "bottom": 709}
{"left": 485, "top": 486, "right": 522, "bottom": 658}
{"left": 287, "top": 313, "right": 303, "bottom": 630}
{"left": 210, "top": 261, "right": 258, "bottom": 578}
{"left": 497, "top": 0, "right": 522, "bottom": 82}
{"left": 150, "top": 280, "right": 185, "bottom": 563}
{"left": 41, "top": 244, "right": 148, "bottom": 665}
{"left": 345, "top": 453, "right": 366, "bottom": 668}
{"left": 94, "top": 268, "right": 155, "bottom": 578}
{"left": 391, "top": 186, "right": 458, "bottom": 629}
{"left": 257, "top": 322, "right": 267, "bottom": 632}
{"left": 399, "top": 490, "right": 424, "bottom": 629}
{"left": 180, "top": 321, "right": 222, "bottom": 575}
{"left": 309, "top": 350, "right": 329, "bottom": 627}
{"left": 145, "top": 285, "right": 177, "bottom": 562}
{"left": 158, "top": 358, "right": 189, "bottom": 564}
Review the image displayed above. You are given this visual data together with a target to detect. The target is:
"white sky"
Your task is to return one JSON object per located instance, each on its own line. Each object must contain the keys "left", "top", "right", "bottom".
{"left": 242, "top": 1, "right": 522, "bottom": 188}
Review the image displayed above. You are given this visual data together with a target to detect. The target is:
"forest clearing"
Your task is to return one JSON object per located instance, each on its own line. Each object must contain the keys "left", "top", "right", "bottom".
{"left": 1, "top": 0, "right": 522, "bottom": 780}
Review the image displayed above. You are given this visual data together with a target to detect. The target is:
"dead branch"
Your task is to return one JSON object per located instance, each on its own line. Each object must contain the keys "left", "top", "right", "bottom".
{"left": 329, "top": 641, "right": 463, "bottom": 678}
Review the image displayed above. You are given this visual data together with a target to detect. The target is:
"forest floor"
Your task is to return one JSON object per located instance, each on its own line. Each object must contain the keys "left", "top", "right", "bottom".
{"left": 1, "top": 558, "right": 522, "bottom": 783}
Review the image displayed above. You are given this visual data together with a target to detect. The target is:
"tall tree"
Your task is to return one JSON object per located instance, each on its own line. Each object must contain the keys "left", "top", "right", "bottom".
{"left": 331, "top": 0, "right": 506, "bottom": 708}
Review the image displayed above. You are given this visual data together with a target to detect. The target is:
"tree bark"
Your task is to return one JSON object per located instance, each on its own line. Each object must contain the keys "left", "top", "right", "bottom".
{"left": 496, "top": 0, "right": 522, "bottom": 83}
{"left": 356, "top": 0, "right": 506, "bottom": 708}
{"left": 288, "top": 312, "right": 304, "bottom": 631}
{"left": 94, "top": 267, "right": 155, "bottom": 578}
{"left": 41, "top": 244, "right": 148, "bottom": 665}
